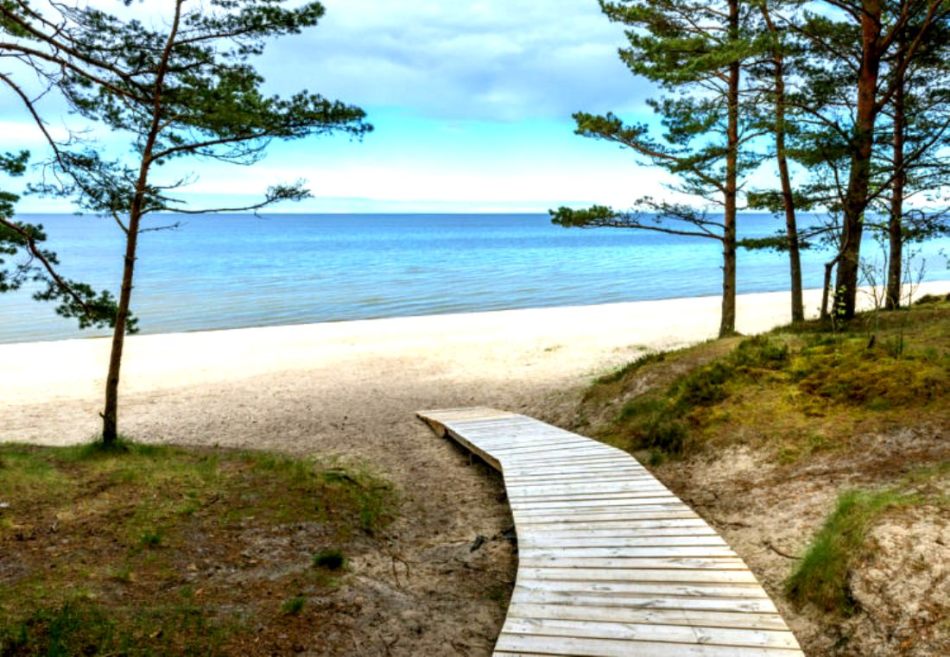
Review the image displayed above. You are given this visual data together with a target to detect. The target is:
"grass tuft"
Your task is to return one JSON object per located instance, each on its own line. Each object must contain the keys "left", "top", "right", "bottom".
{"left": 280, "top": 596, "right": 306, "bottom": 616}
{"left": 312, "top": 548, "right": 346, "bottom": 570}
{"left": 139, "top": 530, "right": 163, "bottom": 548}
{"left": 785, "top": 488, "right": 915, "bottom": 615}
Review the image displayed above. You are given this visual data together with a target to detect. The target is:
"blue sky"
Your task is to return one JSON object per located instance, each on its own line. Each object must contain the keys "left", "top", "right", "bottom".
{"left": 6, "top": 0, "right": 676, "bottom": 213}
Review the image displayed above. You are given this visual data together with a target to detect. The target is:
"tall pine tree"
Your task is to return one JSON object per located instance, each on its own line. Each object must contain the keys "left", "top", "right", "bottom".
{"left": 552, "top": 0, "right": 759, "bottom": 337}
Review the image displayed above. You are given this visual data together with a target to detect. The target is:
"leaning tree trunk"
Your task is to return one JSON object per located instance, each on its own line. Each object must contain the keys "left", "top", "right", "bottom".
{"left": 101, "top": 5, "right": 180, "bottom": 445}
{"left": 101, "top": 209, "right": 142, "bottom": 445}
{"left": 719, "top": 0, "right": 740, "bottom": 337}
{"left": 835, "top": 0, "right": 883, "bottom": 320}
{"left": 885, "top": 43, "right": 906, "bottom": 310}
{"left": 820, "top": 255, "right": 841, "bottom": 320}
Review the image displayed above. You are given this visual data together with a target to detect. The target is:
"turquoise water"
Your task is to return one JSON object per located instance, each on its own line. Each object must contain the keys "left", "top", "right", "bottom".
{"left": 1, "top": 213, "right": 947, "bottom": 343}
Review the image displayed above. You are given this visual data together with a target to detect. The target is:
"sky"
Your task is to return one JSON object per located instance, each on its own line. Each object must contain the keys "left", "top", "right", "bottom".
{"left": 4, "top": 0, "right": 676, "bottom": 214}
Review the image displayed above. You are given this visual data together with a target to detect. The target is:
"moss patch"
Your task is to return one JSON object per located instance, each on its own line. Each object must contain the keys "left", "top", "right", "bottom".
{"left": 581, "top": 303, "right": 950, "bottom": 462}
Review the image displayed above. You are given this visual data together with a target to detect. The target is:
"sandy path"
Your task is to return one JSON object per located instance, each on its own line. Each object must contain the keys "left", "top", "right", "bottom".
{"left": 2, "top": 282, "right": 947, "bottom": 655}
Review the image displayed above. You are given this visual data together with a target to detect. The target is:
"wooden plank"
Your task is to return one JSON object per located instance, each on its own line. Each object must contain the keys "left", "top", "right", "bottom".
{"left": 512, "top": 499, "right": 686, "bottom": 514}
{"left": 514, "top": 511, "right": 700, "bottom": 524}
{"left": 495, "top": 634, "right": 804, "bottom": 657}
{"left": 514, "top": 556, "right": 750, "bottom": 571}
{"left": 501, "top": 617, "right": 799, "bottom": 649}
{"left": 513, "top": 503, "right": 695, "bottom": 517}
{"left": 505, "top": 460, "right": 647, "bottom": 475}
{"left": 511, "top": 491, "right": 676, "bottom": 505}
{"left": 518, "top": 546, "right": 738, "bottom": 560}
{"left": 416, "top": 408, "right": 804, "bottom": 656}
{"left": 524, "top": 527, "right": 720, "bottom": 539}
{"left": 514, "top": 519, "right": 707, "bottom": 531}
{"left": 501, "top": 452, "right": 629, "bottom": 466}
{"left": 505, "top": 603, "right": 791, "bottom": 631}
{"left": 509, "top": 481, "right": 669, "bottom": 495}
{"left": 517, "top": 535, "right": 728, "bottom": 548}
{"left": 517, "top": 567, "right": 760, "bottom": 585}
{"left": 508, "top": 589, "right": 777, "bottom": 613}
{"left": 514, "top": 579, "right": 769, "bottom": 599}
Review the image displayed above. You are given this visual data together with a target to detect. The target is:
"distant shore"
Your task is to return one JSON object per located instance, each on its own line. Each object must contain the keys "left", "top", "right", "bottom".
{"left": 3, "top": 282, "right": 948, "bottom": 439}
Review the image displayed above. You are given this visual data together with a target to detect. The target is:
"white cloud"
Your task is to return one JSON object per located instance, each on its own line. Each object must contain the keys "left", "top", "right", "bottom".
{"left": 261, "top": 0, "right": 652, "bottom": 121}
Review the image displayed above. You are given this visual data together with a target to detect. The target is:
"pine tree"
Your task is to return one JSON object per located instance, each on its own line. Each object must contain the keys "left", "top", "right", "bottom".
{"left": 552, "top": 0, "right": 760, "bottom": 337}
{"left": 791, "top": 0, "right": 949, "bottom": 318}
{"left": 0, "top": 0, "right": 370, "bottom": 445}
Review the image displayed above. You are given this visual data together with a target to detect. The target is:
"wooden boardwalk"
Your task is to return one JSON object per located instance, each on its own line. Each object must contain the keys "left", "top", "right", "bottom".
{"left": 417, "top": 407, "right": 804, "bottom": 657}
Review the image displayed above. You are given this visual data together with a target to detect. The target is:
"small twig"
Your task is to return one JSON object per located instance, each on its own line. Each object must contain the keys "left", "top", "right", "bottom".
{"left": 764, "top": 539, "right": 800, "bottom": 560}
{"left": 139, "top": 221, "right": 183, "bottom": 234}
{"left": 385, "top": 547, "right": 411, "bottom": 587}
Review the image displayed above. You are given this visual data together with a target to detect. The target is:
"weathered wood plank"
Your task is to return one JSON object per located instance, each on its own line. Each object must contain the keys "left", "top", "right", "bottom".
{"left": 517, "top": 567, "right": 760, "bottom": 585}
{"left": 505, "top": 603, "right": 791, "bottom": 631}
{"left": 513, "top": 578, "right": 770, "bottom": 599}
{"left": 509, "top": 588, "right": 777, "bottom": 613}
{"left": 495, "top": 633, "right": 804, "bottom": 657}
{"left": 417, "top": 407, "right": 803, "bottom": 656}
{"left": 516, "top": 535, "right": 727, "bottom": 548}
{"left": 501, "top": 617, "right": 798, "bottom": 649}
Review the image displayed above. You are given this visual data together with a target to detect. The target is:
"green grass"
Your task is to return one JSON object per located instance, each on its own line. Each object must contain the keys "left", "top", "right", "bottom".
{"left": 582, "top": 303, "right": 950, "bottom": 461}
{"left": 281, "top": 596, "right": 306, "bottom": 616}
{"left": 312, "top": 548, "right": 346, "bottom": 570}
{"left": 785, "top": 487, "right": 921, "bottom": 615}
{"left": 0, "top": 441, "right": 397, "bottom": 656}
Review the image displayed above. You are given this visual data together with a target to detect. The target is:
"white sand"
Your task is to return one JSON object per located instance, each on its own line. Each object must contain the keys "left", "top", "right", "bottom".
{"left": 2, "top": 283, "right": 947, "bottom": 430}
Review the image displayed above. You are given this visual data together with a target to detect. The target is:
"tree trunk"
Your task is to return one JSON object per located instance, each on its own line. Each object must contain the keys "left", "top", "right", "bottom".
{"left": 101, "top": 213, "right": 141, "bottom": 445}
{"left": 885, "top": 43, "right": 906, "bottom": 310}
{"left": 101, "top": 0, "right": 182, "bottom": 445}
{"left": 719, "top": 0, "right": 740, "bottom": 338}
{"left": 834, "top": 0, "right": 883, "bottom": 319}
{"left": 821, "top": 255, "right": 841, "bottom": 320}
{"left": 760, "top": 3, "right": 803, "bottom": 323}
{"left": 773, "top": 47, "right": 803, "bottom": 322}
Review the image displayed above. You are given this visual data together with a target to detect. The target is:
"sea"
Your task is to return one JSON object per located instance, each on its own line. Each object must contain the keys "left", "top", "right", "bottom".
{"left": 1, "top": 213, "right": 948, "bottom": 344}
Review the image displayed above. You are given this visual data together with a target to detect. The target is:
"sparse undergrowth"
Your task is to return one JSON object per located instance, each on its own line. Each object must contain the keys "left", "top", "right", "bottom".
{"left": 580, "top": 301, "right": 949, "bottom": 464}
{"left": 0, "top": 441, "right": 396, "bottom": 656}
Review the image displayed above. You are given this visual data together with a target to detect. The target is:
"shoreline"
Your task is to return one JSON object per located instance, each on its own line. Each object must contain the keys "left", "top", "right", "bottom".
{"left": 3, "top": 282, "right": 947, "bottom": 414}
{"left": 5, "top": 275, "right": 949, "bottom": 347}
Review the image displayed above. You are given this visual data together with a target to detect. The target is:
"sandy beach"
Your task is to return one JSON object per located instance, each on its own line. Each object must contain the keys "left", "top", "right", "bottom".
{"left": 2, "top": 282, "right": 948, "bottom": 655}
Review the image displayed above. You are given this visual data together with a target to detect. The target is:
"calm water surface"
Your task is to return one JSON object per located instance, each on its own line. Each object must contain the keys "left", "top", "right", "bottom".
{"left": 1, "top": 213, "right": 947, "bottom": 343}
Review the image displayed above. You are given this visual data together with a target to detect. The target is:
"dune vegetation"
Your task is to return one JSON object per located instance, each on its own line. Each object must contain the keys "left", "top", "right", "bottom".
{"left": 0, "top": 442, "right": 396, "bottom": 656}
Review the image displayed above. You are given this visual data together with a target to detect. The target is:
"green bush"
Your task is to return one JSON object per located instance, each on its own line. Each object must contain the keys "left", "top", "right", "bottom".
{"left": 731, "top": 335, "right": 790, "bottom": 370}
{"left": 676, "top": 361, "right": 733, "bottom": 407}
{"left": 312, "top": 548, "right": 346, "bottom": 570}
